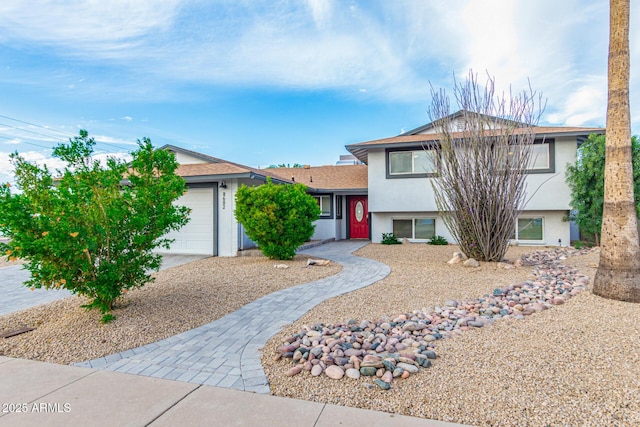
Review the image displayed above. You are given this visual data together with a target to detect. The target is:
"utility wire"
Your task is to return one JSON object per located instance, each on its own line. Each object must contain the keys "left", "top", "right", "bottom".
{"left": 0, "top": 133, "right": 53, "bottom": 150}
{"left": 0, "top": 113, "right": 134, "bottom": 152}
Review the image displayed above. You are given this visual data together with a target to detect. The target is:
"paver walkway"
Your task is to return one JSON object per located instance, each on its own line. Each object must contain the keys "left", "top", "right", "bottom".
{"left": 76, "top": 240, "right": 390, "bottom": 394}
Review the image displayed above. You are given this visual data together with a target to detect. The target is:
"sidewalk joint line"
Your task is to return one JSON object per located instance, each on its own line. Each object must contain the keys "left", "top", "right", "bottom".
{"left": 145, "top": 384, "right": 202, "bottom": 426}
{"left": 313, "top": 403, "right": 328, "bottom": 426}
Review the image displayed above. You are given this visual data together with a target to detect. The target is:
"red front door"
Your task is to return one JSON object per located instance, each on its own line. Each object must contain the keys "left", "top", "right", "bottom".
{"left": 349, "top": 196, "right": 369, "bottom": 239}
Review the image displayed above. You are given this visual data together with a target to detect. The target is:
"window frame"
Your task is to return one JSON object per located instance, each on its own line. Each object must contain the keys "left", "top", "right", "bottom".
{"left": 392, "top": 217, "right": 436, "bottom": 241}
{"left": 510, "top": 216, "right": 545, "bottom": 242}
{"left": 314, "top": 194, "right": 332, "bottom": 218}
{"left": 335, "top": 195, "right": 343, "bottom": 219}
{"left": 386, "top": 148, "right": 438, "bottom": 179}
{"left": 523, "top": 139, "right": 555, "bottom": 174}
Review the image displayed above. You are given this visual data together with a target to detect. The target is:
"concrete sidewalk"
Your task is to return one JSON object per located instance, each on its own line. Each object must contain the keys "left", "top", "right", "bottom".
{"left": 0, "top": 356, "right": 468, "bottom": 427}
{"left": 0, "top": 254, "right": 207, "bottom": 316}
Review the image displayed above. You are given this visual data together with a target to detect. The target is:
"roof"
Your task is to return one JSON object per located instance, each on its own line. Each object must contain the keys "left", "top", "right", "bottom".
{"left": 400, "top": 110, "right": 528, "bottom": 135}
{"left": 161, "top": 144, "right": 292, "bottom": 185}
{"left": 346, "top": 125, "right": 606, "bottom": 164}
{"left": 266, "top": 165, "right": 368, "bottom": 192}
{"left": 162, "top": 144, "right": 365, "bottom": 192}
{"left": 176, "top": 162, "right": 254, "bottom": 177}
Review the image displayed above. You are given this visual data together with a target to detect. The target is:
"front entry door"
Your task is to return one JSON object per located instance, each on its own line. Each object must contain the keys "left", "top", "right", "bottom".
{"left": 349, "top": 196, "right": 369, "bottom": 239}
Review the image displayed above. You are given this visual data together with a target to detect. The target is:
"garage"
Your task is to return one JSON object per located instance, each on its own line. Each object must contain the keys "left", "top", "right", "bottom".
{"left": 156, "top": 186, "right": 216, "bottom": 256}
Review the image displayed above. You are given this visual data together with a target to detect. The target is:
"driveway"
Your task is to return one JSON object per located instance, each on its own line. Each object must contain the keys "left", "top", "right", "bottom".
{"left": 0, "top": 254, "right": 208, "bottom": 317}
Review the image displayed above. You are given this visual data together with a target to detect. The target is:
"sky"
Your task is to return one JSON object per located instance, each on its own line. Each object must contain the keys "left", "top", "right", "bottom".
{"left": 0, "top": 0, "right": 638, "bottom": 185}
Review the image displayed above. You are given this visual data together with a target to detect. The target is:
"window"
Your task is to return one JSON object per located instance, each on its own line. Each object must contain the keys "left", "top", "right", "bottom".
{"left": 314, "top": 195, "right": 331, "bottom": 217}
{"left": 506, "top": 140, "right": 555, "bottom": 174}
{"left": 510, "top": 217, "right": 544, "bottom": 241}
{"left": 528, "top": 143, "right": 550, "bottom": 170}
{"left": 387, "top": 149, "right": 437, "bottom": 178}
{"left": 392, "top": 218, "right": 436, "bottom": 240}
{"left": 335, "top": 195, "right": 343, "bottom": 219}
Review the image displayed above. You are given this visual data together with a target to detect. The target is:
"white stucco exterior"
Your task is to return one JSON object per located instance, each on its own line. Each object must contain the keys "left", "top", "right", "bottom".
{"left": 159, "top": 116, "right": 601, "bottom": 257}
{"left": 366, "top": 136, "right": 581, "bottom": 246}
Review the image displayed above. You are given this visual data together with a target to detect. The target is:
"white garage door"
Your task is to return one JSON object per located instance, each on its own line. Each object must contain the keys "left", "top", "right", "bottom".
{"left": 157, "top": 187, "right": 215, "bottom": 255}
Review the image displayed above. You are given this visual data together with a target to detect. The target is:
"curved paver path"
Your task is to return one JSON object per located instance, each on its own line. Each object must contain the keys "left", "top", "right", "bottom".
{"left": 76, "top": 241, "right": 390, "bottom": 394}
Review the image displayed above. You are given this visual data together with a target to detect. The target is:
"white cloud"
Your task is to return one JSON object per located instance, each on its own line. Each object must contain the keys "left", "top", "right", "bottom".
{"left": 0, "top": 149, "right": 132, "bottom": 188}
{"left": 0, "top": 1, "right": 181, "bottom": 49}
{"left": 0, "top": 0, "right": 635, "bottom": 131}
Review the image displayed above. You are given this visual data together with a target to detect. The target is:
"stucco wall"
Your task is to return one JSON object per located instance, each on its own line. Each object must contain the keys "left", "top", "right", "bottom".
{"left": 371, "top": 210, "right": 570, "bottom": 247}
{"left": 173, "top": 151, "right": 209, "bottom": 165}
{"left": 368, "top": 137, "right": 578, "bottom": 214}
{"left": 312, "top": 218, "right": 337, "bottom": 241}
{"left": 217, "top": 179, "right": 239, "bottom": 256}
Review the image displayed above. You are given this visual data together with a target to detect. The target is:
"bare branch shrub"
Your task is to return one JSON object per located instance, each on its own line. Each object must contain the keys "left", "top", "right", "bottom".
{"left": 428, "top": 71, "right": 545, "bottom": 261}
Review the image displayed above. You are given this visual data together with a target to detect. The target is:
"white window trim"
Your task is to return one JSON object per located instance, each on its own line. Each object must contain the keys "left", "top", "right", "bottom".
{"left": 315, "top": 195, "right": 331, "bottom": 218}
{"left": 389, "top": 150, "right": 436, "bottom": 175}
{"left": 392, "top": 217, "right": 436, "bottom": 241}
{"left": 528, "top": 143, "right": 550, "bottom": 170}
{"left": 511, "top": 216, "right": 545, "bottom": 243}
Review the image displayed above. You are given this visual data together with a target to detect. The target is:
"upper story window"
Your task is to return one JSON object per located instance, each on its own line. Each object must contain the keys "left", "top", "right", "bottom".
{"left": 386, "top": 149, "right": 437, "bottom": 178}
{"left": 528, "top": 142, "right": 551, "bottom": 171}
{"left": 509, "top": 140, "right": 555, "bottom": 174}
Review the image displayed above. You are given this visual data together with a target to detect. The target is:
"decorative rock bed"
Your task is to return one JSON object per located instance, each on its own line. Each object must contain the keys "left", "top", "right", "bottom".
{"left": 273, "top": 247, "right": 595, "bottom": 390}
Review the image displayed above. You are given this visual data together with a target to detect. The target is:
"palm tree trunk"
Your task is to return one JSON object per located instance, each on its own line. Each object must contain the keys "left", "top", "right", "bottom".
{"left": 593, "top": 0, "right": 640, "bottom": 302}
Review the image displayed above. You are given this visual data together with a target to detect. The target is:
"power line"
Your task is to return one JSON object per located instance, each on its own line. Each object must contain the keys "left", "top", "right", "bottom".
{"left": 0, "top": 113, "right": 135, "bottom": 153}
{"left": 0, "top": 133, "right": 53, "bottom": 150}
{"left": 0, "top": 114, "right": 76, "bottom": 138}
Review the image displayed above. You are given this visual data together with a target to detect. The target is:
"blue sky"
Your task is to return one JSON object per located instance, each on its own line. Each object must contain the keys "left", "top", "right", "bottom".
{"left": 0, "top": 0, "right": 638, "bottom": 184}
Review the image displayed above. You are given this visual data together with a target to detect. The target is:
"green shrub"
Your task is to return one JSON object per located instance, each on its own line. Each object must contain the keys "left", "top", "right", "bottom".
{"left": 0, "top": 131, "right": 189, "bottom": 322}
{"left": 235, "top": 178, "right": 319, "bottom": 260}
{"left": 428, "top": 235, "right": 449, "bottom": 245}
{"left": 381, "top": 232, "right": 401, "bottom": 245}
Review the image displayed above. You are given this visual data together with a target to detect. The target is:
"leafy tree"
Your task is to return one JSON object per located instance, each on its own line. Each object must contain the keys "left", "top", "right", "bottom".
{"left": 0, "top": 130, "right": 190, "bottom": 322}
{"left": 428, "top": 70, "right": 544, "bottom": 262}
{"left": 235, "top": 178, "right": 319, "bottom": 260}
{"left": 565, "top": 133, "right": 640, "bottom": 245}
{"left": 267, "top": 163, "right": 304, "bottom": 169}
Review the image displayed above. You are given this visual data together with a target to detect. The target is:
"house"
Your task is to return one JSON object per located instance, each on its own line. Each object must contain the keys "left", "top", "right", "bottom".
{"left": 155, "top": 146, "right": 367, "bottom": 256}
{"left": 345, "top": 111, "right": 605, "bottom": 246}
{"left": 266, "top": 165, "right": 368, "bottom": 241}
{"left": 157, "top": 111, "right": 604, "bottom": 256}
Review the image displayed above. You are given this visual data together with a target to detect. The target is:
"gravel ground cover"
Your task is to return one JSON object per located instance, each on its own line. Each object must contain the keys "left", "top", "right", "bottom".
{"left": 0, "top": 254, "right": 340, "bottom": 364}
{"left": 263, "top": 243, "right": 640, "bottom": 427}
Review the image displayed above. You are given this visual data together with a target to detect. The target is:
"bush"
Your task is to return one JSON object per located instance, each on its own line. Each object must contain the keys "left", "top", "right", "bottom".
{"left": 428, "top": 235, "right": 449, "bottom": 245}
{"left": 381, "top": 232, "right": 401, "bottom": 245}
{"left": 0, "top": 131, "right": 190, "bottom": 322}
{"left": 235, "top": 178, "right": 319, "bottom": 260}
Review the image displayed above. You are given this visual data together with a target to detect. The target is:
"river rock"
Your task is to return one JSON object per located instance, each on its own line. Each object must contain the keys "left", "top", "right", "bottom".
{"left": 346, "top": 368, "right": 360, "bottom": 379}
{"left": 286, "top": 366, "right": 302, "bottom": 376}
{"left": 397, "top": 362, "right": 419, "bottom": 373}
{"left": 463, "top": 258, "right": 480, "bottom": 267}
{"left": 374, "top": 379, "right": 391, "bottom": 390}
{"left": 325, "top": 365, "right": 344, "bottom": 380}
{"left": 360, "top": 366, "right": 377, "bottom": 376}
